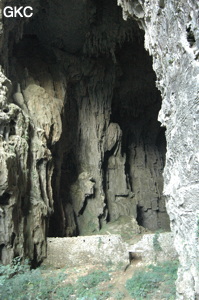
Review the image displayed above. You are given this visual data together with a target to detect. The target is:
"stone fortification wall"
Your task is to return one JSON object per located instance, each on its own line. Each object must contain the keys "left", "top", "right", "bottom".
{"left": 44, "top": 232, "right": 177, "bottom": 268}
{"left": 129, "top": 232, "right": 177, "bottom": 263}
{"left": 43, "top": 235, "right": 129, "bottom": 268}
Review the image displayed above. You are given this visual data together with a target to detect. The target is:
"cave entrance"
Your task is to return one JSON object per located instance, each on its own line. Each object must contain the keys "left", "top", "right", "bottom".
{"left": 48, "top": 11, "right": 170, "bottom": 236}
{"left": 9, "top": 0, "right": 170, "bottom": 238}
{"left": 109, "top": 40, "right": 169, "bottom": 232}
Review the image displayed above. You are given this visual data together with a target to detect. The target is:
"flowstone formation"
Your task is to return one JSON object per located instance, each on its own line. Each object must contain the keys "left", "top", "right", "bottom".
{"left": 0, "top": 0, "right": 198, "bottom": 299}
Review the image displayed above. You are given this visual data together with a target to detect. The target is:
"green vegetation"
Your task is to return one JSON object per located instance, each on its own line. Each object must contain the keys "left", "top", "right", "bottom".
{"left": 197, "top": 217, "right": 199, "bottom": 238}
{"left": 114, "top": 291, "right": 126, "bottom": 299}
{"left": 98, "top": 237, "right": 103, "bottom": 249}
{"left": 76, "top": 270, "right": 110, "bottom": 299}
{"left": 153, "top": 231, "right": 162, "bottom": 252}
{"left": 77, "top": 270, "right": 110, "bottom": 288}
{"left": 0, "top": 256, "right": 30, "bottom": 280}
{"left": 0, "top": 257, "right": 179, "bottom": 300}
{"left": 22, "top": 134, "right": 29, "bottom": 142}
{"left": 0, "top": 259, "right": 111, "bottom": 300}
{"left": 76, "top": 287, "right": 110, "bottom": 300}
{"left": 105, "top": 259, "right": 114, "bottom": 270}
{"left": 0, "top": 258, "right": 68, "bottom": 300}
{"left": 126, "top": 260, "right": 178, "bottom": 299}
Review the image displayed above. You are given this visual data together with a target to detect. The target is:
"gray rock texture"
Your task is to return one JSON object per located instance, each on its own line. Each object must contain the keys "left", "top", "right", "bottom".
{"left": 118, "top": 0, "right": 199, "bottom": 298}
{"left": 128, "top": 232, "right": 178, "bottom": 263}
{"left": 44, "top": 235, "right": 129, "bottom": 268}
{"left": 0, "top": 0, "right": 198, "bottom": 299}
{"left": 0, "top": 0, "right": 169, "bottom": 264}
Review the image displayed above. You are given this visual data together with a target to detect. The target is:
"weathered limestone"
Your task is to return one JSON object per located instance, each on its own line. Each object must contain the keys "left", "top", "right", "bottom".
{"left": 0, "top": 29, "right": 65, "bottom": 263}
{"left": 0, "top": 1, "right": 198, "bottom": 299}
{"left": 49, "top": 8, "right": 169, "bottom": 236}
{"left": 0, "top": 0, "right": 169, "bottom": 264}
{"left": 118, "top": 0, "right": 199, "bottom": 298}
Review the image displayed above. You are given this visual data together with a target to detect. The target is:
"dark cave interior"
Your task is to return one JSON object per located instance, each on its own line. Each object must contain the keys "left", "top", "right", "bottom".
{"left": 8, "top": 0, "right": 169, "bottom": 238}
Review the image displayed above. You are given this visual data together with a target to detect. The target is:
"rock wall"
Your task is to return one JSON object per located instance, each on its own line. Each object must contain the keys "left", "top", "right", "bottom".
{"left": 129, "top": 232, "right": 178, "bottom": 264}
{"left": 0, "top": 0, "right": 170, "bottom": 266}
{"left": 118, "top": 0, "right": 199, "bottom": 298}
{"left": 44, "top": 232, "right": 177, "bottom": 269}
{"left": 1, "top": 1, "right": 198, "bottom": 299}
{"left": 0, "top": 16, "right": 64, "bottom": 264}
{"left": 47, "top": 1, "right": 169, "bottom": 237}
{"left": 44, "top": 235, "right": 129, "bottom": 268}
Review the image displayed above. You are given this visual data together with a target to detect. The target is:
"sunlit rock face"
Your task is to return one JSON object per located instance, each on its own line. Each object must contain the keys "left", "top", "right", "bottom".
{"left": 118, "top": 0, "right": 199, "bottom": 299}
{"left": 2, "top": 2, "right": 198, "bottom": 298}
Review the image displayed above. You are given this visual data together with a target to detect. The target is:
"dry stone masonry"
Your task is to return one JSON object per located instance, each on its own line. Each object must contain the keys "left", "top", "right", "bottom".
{"left": 44, "top": 235, "right": 130, "bottom": 269}
{"left": 128, "top": 232, "right": 177, "bottom": 263}
{"left": 43, "top": 232, "right": 177, "bottom": 269}
{"left": 0, "top": 0, "right": 198, "bottom": 299}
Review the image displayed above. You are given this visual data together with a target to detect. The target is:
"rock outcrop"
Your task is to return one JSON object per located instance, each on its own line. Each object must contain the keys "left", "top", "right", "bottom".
{"left": 0, "top": 0, "right": 198, "bottom": 299}
{"left": 0, "top": 0, "right": 169, "bottom": 262}
{"left": 118, "top": 0, "right": 199, "bottom": 298}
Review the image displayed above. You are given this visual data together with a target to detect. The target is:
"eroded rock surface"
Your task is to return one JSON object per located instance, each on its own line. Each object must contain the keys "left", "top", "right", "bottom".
{"left": 118, "top": 0, "right": 199, "bottom": 298}
{"left": 0, "top": 0, "right": 169, "bottom": 266}
{"left": 0, "top": 1, "right": 198, "bottom": 299}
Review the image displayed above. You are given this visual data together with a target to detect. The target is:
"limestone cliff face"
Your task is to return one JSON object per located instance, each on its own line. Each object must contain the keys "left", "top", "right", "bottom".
{"left": 0, "top": 19, "right": 64, "bottom": 264}
{"left": 118, "top": 0, "right": 199, "bottom": 299}
{"left": 0, "top": 0, "right": 169, "bottom": 260}
{"left": 0, "top": 0, "right": 198, "bottom": 299}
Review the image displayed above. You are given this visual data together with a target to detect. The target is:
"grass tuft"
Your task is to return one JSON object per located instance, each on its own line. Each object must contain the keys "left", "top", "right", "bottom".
{"left": 0, "top": 260, "right": 111, "bottom": 300}
{"left": 126, "top": 260, "right": 178, "bottom": 299}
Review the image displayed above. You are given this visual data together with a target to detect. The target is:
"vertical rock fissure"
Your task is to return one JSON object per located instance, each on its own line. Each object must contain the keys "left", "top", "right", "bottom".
{"left": 101, "top": 141, "right": 121, "bottom": 225}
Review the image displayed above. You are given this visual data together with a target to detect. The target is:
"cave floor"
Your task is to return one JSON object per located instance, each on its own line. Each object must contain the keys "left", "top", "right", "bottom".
{"left": 42, "top": 256, "right": 176, "bottom": 300}
{"left": 55, "top": 261, "right": 141, "bottom": 300}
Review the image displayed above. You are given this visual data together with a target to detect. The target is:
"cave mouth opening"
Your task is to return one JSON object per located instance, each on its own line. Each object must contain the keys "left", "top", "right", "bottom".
{"left": 9, "top": 0, "right": 170, "bottom": 239}
{"left": 47, "top": 33, "right": 170, "bottom": 236}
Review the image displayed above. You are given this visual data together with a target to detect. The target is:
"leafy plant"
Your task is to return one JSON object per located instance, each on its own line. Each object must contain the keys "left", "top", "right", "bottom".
{"left": 114, "top": 291, "right": 126, "bottom": 299}
{"left": 153, "top": 231, "right": 162, "bottom": 252}
{"left": 197, "top": 217, "right": 199, "bottom": 238}
{"left": 105, "top": 260, "right": 114, "bottom": 271}
{"left": 0, "top": 258, "right": 68, "bottom": 300}
{"left": 116, "top": 261, "right": 125, "bottom": 270}
{"left": 76, "top": 270, "right": 110, "bottom": 299}
{"left": 126, "top": 260, "right": 178, "bottom": 299}
{"left": 0, "top": 259, "right": 112, "bottom": 300}
{"left": 77, "top": 270, "right": 110, "bottom": 289}
{"left": 76, "top": 287, "right": 110, "bottom": 300}
{"left": 55, "top": 283, "right": 75, "bottom": 299}
{"left": 0, "top": 257, "right": 30, "bottom": 280}
{"left": 22, "top": 134, "right": 29, "bottom": 142}
{"left": 98, "top": 237, "right": 103, "bottom": 249}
